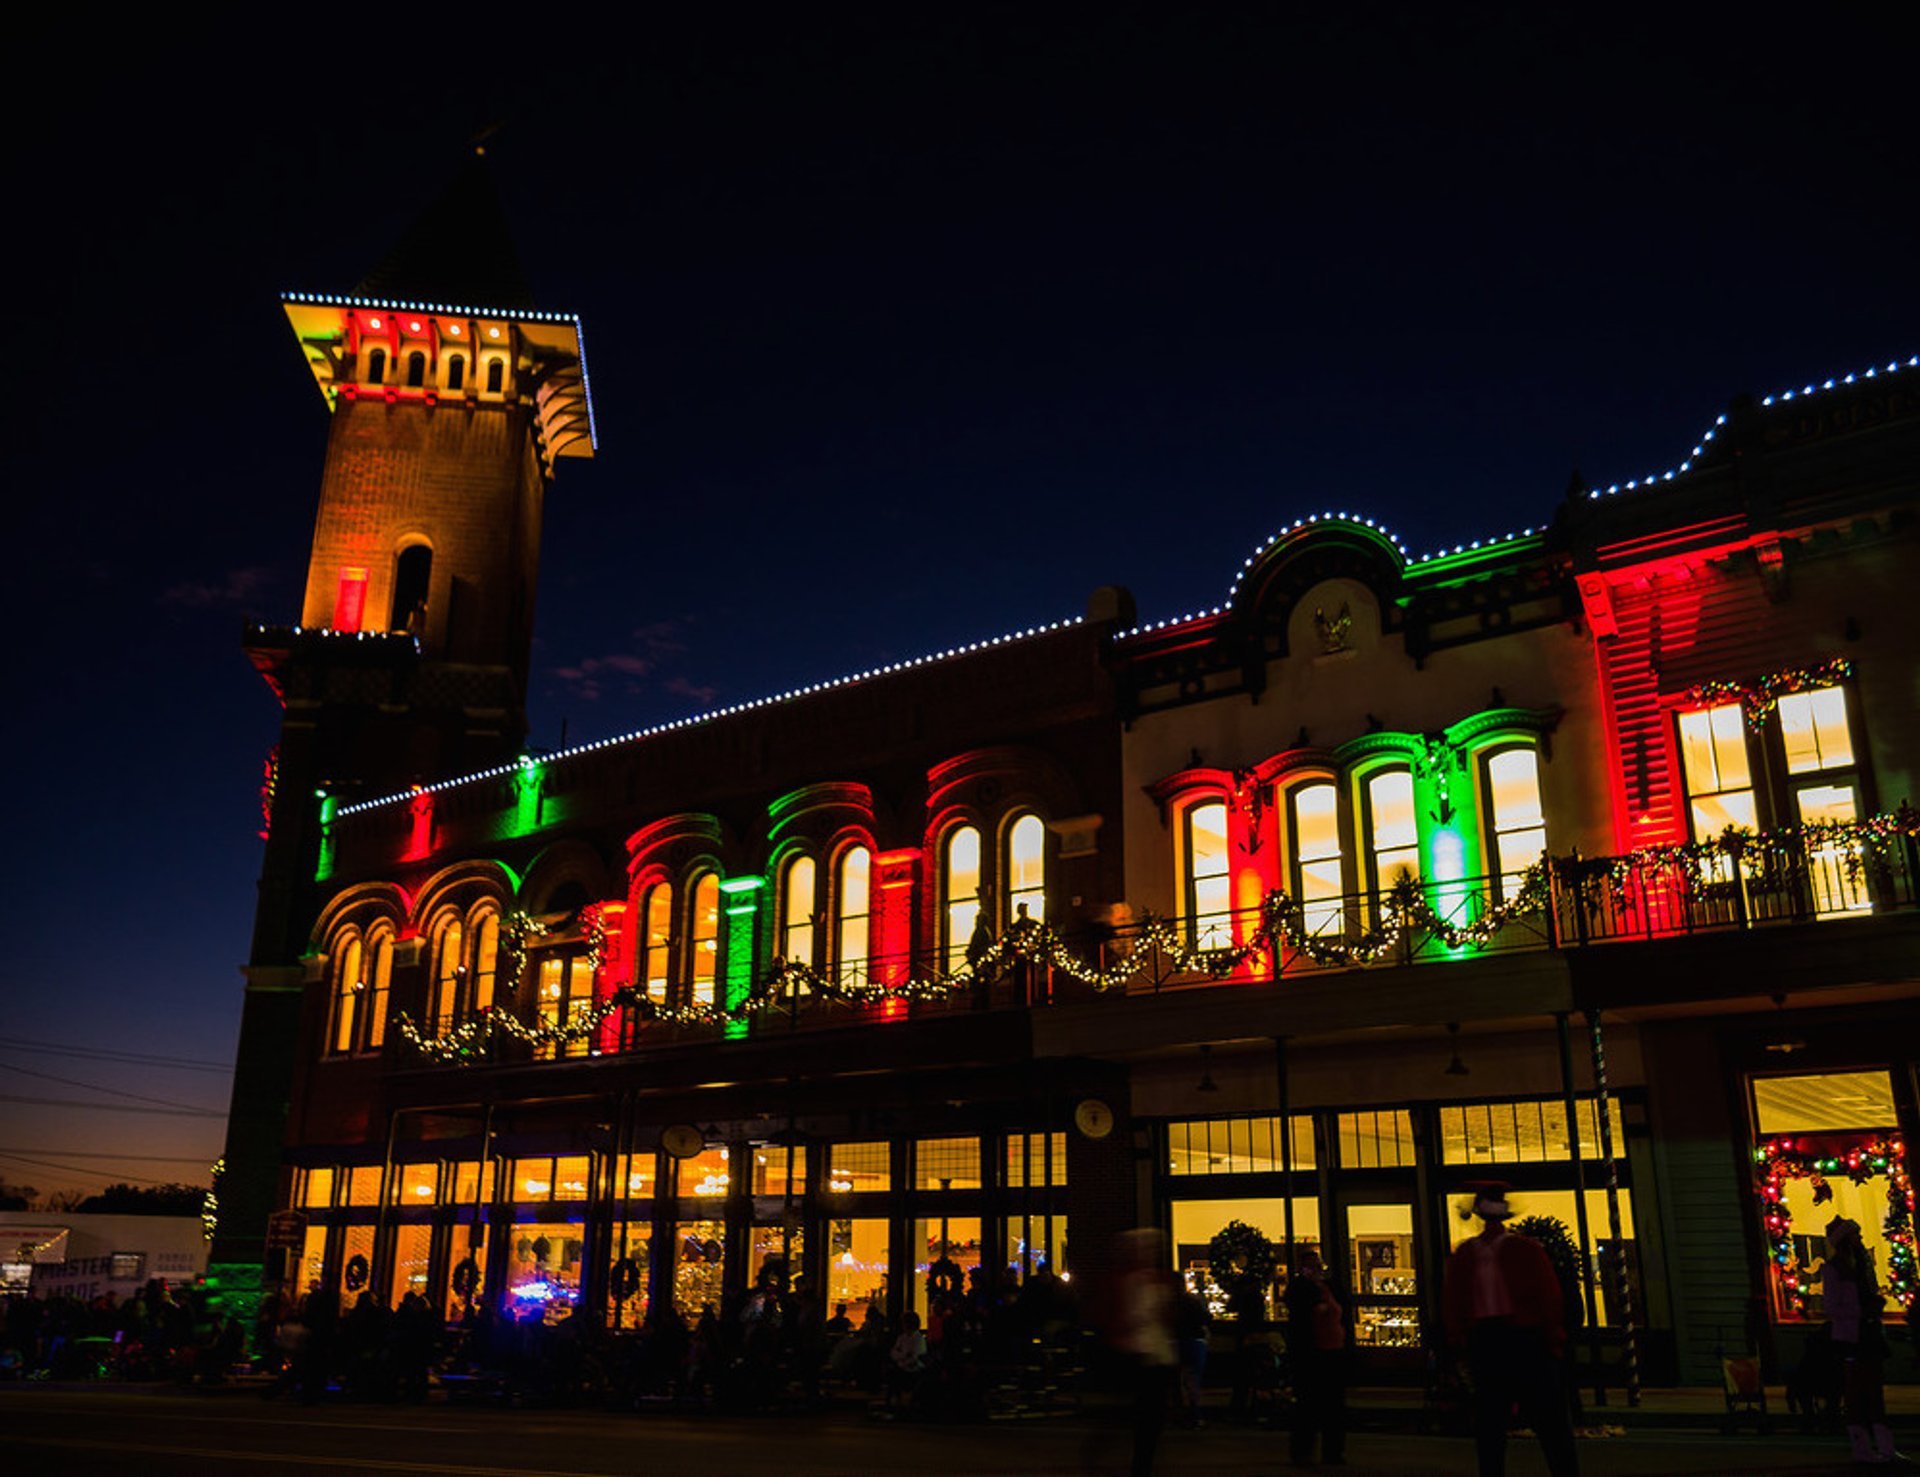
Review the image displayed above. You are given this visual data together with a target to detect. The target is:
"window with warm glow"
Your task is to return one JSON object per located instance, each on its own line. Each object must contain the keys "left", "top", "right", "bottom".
{"left": 828, "top": 1141, "right": 891, "bottom": 1194}
{"left": 344, "top": 1166, "right": 384, "bottom": 1205}
{"left": 1438, "top": 1098, "right": 1625, "bottom": 1164}
{"left": 1005, "top": 1131, "right": 1068, "bottom": 1187}
{"left": 689, "top": 875, "right": 720, "bottom": 1007}
{"left": 1168, "top": 1116, "right": 1316, "bottom": 1174}
{"left": 300, "top": 1167, "right": 335, "bottom": 1209}
{"left": 1677, "top": 703, "right": 1757, "bottom": 839}
{"left": 914, "top": 1136, "right": 982, "bottom": 1190}
{"left": 363, "top": 923, "right": 393, "bottom": 1050}
{"left": 642, "top": 884, "right": 672, "bottom": 1002}
{"left": 432, "top": 915, "right": 464, "bottom": 1034}
{"left": 534, "top": 955, "right": 595, "bottom": 1060}
{"left": 1778, "top": 687, "right": 1866, "bottom": 914}
{"left": 750, "top": 1144, "right": 808, "bottom": 1197}
{"left": 1182, "top": 800, "right": 1232, "bottom": 948}
{"left": 329, "top": 931, "right": 363, "bottom": 1056}
{"left": 678, "top": 1146, "right": 731, "bottom": 1198}
{"left": 1290, "top": 782, "right": 1346, "bottom": 939}
{"left": 452, "top": 1160, "right": 496, "bottom": 1206}
{"left": 1484, "top": 748, "right": 1547, "bottom": 900}
{"left": 1006, "top": 813, "right": 1047, "bottom": 926}
{"left": 780, "top": 855, "right": 816, "bottom": 972}
{"left": 469, "top": 906, "right": 499, "bottom": 1014}
{"left": 1779, "top": 687, "right": 1855, "bottom": 775}
{"left": 511, "top": 1155, "right": 591, "bottom": 1202}
{"left": 943, "top": 826, "right": 982, "bottom": 968}
{"left": 1337, "top": 1110, "right": 1415, "bottom": 1168}
{"left": 836, "top": 847, "right": 871, "bottom": 987}
{"left": 619, "top": 1153, "right": 657, "bottom": 1199}
{"left": 390, "top": 1163, "right": 439, "bottom": 1204}
{"left": 1364, "top": 768, "right": 1420, "bottom": 910}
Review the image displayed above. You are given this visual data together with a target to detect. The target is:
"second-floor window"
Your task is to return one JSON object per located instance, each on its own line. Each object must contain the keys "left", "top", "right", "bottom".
{"left": 329, "top": 931, "right": 364, "bottom": 1056}
{"left": 1677, "top": 702, "right": 1757, "bottom": 840}
{"left": 1288, "top": 781, "right": 1345, "bottom": 939}
{"left": 689, "top": 874, "right": 719, "bottom": 1008}
{"left": 1362, "top": 767, "right": 1420, "bottom": 908}
{"left": 780, "top": 855, "right": 816, "bottom": 970}
{"left": 1182, "top": 800, "right": 1231, "bottom": 948}
{"left": 1005, "top": 813, "right": 1046, "bottom": 926}
{"left": 1484, "top": 749, "right": 1547, "bottom": 901}
{"left": 535, "top": 955, "right": 595, "bottom": 1060}
{"left": 943, "top": 826, "right": 981, "bottom": 968}
{"left": 836, "top": 846, "right": 871, "bottom": 986}
{"left": 640, "top": 884, "right": 672, "bottom": 1003}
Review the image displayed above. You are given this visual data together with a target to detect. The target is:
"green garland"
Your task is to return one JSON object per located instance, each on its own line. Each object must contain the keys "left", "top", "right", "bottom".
{"left": 1598, "top": 810, "right": 1919, "bottom": 891}
{"left": 1688, "top": 657, "right": 1852, "bottom": 733}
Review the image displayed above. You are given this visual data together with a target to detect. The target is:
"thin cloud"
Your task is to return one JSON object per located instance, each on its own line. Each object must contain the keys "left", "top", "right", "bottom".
{"left": 161, "top": 566, "right": 277, "bottom": 611}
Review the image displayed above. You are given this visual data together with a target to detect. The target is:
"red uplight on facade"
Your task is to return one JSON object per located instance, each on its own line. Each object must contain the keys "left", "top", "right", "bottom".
{"left": 333, "top": 567, "right": 369, "bottom": 633}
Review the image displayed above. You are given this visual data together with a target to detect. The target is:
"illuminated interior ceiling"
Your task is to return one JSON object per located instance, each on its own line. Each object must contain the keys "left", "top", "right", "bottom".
{"left": 280, "top": 294, "right": 597, "bottom": 470}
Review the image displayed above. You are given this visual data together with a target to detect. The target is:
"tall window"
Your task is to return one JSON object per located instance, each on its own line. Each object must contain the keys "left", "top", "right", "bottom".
{"left": 365, "top": 346, "right": 387, "bottom": 383}
{"left": 363, "top": 923, "right": 393, "bottom": 1050}
{"left": 469, "top": 905, "right": 500, "bottom": 1014}
{"left": 780, "top": 856, "right": 816, "bottom": 969}
{"left": 1289, "top": 782, "right": 1345, "bottom": 939}
{"left": 836, "top": 846, "right": 871, "bottom": 986}
{"left": 1183, "top": 801, "right": 1231, "bottom": 948}
{"left": 1677, "top": 703, "right": 1757, "bottom": 839}
{"left": 1778, "top": 687, "right": 1865, "bottom": 913}
{"left": 329, "top": 931, "right": 363, "bottom": 1056}
{"left": 943, "top": 826, "right": 981, "bottom": 968}
{"left": 446, "top": 354, "right": 466, "bottom": 391}
{"left": 1484, "top": 748, "right": 1547, "bottom": 900}
{"left": 1005, "top": 813, "right": 1046, "bottom": 926}
{"left": 535, "top": 956, "right": 595, "bottom": 1060}
{"left": 689, "top": 874, "right": 719, "bottom": 1008}
{"left": 641, "top": 884, "right": 672, "bottom": 1003}
{"left": 392, "top": 545, "right": 432, "bottom": 635}
{"left": 405, "top": 350, "right": 427, "bottom": 387}
{"left": 433, "top": 915, "right": 464, "bottom": 1034}
{"left": 485, "top": 358, "right": 504, "bottom": 393}
{"left": 1363, "top": 768, "right": 1419, "bottom": 912}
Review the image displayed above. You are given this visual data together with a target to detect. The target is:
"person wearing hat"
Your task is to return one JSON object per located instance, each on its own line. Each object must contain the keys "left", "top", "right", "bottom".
{"left": 1821, "top": 1214, "right": 1898, "bottom": 1465}
{"left": 1442, "top": 1181, "right": 1578, "bottom": 1477}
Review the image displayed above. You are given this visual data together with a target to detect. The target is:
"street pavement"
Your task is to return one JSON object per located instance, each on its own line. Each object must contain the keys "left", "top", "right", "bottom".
{"left": 0, "top": 1386, "right": 1895, "bottom": 1475}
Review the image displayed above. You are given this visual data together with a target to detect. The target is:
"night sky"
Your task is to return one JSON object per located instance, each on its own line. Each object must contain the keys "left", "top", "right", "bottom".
{"left": 6, "top": 10, "right": 1914, "bottom": 1198}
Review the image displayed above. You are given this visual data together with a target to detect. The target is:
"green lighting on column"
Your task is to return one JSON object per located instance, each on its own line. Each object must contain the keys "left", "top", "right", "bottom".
{"left": 499, "top": 757, "right": 544, "bottom": 841}
{"left": 719, "top": 876, "right": 767, "bottom": 1040}
{"left": 314, "top": 793, "right": 338, "bottom": 882}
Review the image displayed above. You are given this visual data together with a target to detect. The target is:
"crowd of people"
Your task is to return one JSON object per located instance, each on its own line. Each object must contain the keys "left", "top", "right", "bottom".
{"left": 1, "top": 1193, "right": 1905, "bottom": 1474}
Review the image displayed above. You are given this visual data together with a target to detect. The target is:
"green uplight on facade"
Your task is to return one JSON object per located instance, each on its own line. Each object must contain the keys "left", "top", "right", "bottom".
{"left": 720, "top": 876, "right": 767, "bottom": 1040}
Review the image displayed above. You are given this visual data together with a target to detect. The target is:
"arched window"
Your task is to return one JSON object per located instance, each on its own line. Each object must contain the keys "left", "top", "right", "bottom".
{"left": 942, "top": 826, "right": 981, "bottom": 969}
{"left": 432, "top": 915, "right": 464, "bottom": 1034}
{"left": 392, "top": 544, "right": 432, "bottom": 636}
{"left": 780, "top": 856, "right": 816, "bottom": 970}
{"left": 689, "top": 874, "right": 720, "bottom": 1007}
{"left": 641, "top": 883, "right": 672, "bottom": 1003}
{"left": 1005, "top": 813, "right": 1046, "bottom": 927}
{"left": 329, "top": 931, "right": 363, "bottom": 1056}
{"left": 366, "top": 346, "right": 387, "bottom": 384}
{"left": 446, "top": 354, "right": 466, "bottom": 391}
{"left": 405, "top": 350, "right": 427, "bottom": 387}
{"left": 469, "top": 905, "right": 500, "bottom": 1014}
{"left": 836, "top": 846, "right": 871, "bottom": 987}
{"left": 485, "top": 358, "right": 504, "bottom": 394}
{"left": 363, "top": 923, "right": 394, "bottom": 1051}
{"left": 1362, "top": 767, "right": 1419, "bottom": 920}
{"left": 1483, "top": 748, "right": 1547, "bottom": 901}
{"left": 1288, "top": 782, "right": 1345, "bottom": 939}
{"left": 1182, "top": 801, "right": 1231, "bottom": 948}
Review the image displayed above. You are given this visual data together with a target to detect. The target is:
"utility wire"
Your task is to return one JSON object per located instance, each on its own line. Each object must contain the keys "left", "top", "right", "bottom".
{"left": 0, "top": 1150, "right": 184, "bottom": 1188}
{"left": 0, "top": 1037, "right": 231, "bottom": 1073}
{"left": 0, "top": 1093, "right": 223, "bottom": 1119}
{"left": 0, "top": 1147, "right": 215, "bottom": 1163}
{"left": 0, "top": 1060, "right": 225, "bottom": 1115}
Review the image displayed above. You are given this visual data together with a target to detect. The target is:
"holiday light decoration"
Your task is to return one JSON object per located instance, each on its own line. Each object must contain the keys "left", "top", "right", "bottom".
{"left": 202, "top": 1157, "right": 225, "bottom": 1242}
{"left": 1598, "top": 810, "right": 1919, "bottom": 891}
{"left": 1754, "top": 1134, "right": 1916, "bottom": 1317}
{"left": 1688, "top": 658, "right": 1855, "bottom": 732}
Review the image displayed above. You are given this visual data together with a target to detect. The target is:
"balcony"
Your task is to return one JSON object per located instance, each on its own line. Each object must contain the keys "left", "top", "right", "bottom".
{"left": 391, "top": 818, "right": 1920, "bottom": 1067}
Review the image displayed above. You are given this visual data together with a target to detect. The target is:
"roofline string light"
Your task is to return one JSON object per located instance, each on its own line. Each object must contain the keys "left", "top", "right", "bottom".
{"left": 336, "top": 616, "right": 1087, "bottom": 817}
{"left": 282, "top": 291, "right": 599, "bottom": 452}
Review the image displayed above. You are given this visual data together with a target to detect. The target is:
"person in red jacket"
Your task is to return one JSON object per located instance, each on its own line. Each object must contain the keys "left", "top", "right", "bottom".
{"left": 1442, "top": 1182, "right": 1579, "bottom": 1477}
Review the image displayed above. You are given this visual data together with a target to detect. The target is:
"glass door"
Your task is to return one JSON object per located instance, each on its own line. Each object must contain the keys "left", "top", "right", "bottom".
{"left": 1343, "top": 1200, "right": 1421, "bottom": 1351}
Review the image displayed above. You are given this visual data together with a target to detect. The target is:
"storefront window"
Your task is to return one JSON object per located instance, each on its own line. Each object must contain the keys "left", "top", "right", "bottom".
{"left": 1006, "top": 1132, "right": 1068, "bottom": 1187}
{"left": 1168, "top": 1116, "right": 1315, "bottom": 1174}
{"left": 389, "top": 1224, "right": 433, "bottom": 1305}
{"left": 341, "top": 1224, "right": 376, "bottom": 1297}
{"left": 1337, "top": 1110, "right": 1415, "bottom": 1168}
{"left": 1438, "top": 1098, "right": 1626, "bottom": 1165}
{"left": 446, "top": 1226, "right": 488, "bottom": 1321}
{"left": 1169, "top": 1197, "right": 1320, "bottom": 1318}
{"left": 298, "top": 1225, "right": 327, "bottom": 1293}
{"left": 344, "top": 1166, "right": 383, "bottom": 1205}
{"left": 673, "top": 1219, "right": 726, "bottom": 1321}
{"left": 606, "top": 1226, "right": 650, "bottom": 1330}
{"left": 828, "top": 1141, "right": 890, "bottom": 1194}
{"left": 619, "top": 1152, "right": 657, "bottom": 1199}
{"left": 1347, "top": 1203, "right": 1418, "bottom": 1347}
{"left": 511, "top": 1156, "right": 591, "bottom": 1202}
{"left": 1752, "top": 1069, "right": 1908, "bottom": 1321}
{"left": 1004, "top": 1216, "right": 1067, "bottom": 1281}
{"left": 750, "top": 1144, "right": 807, "bottom": 1196}
{"left": 300, "top": 1167, "right": 334, "bottom": 1209}
{"left": 391, "top": 1163, "right": 438, "bottom": 1205}
{"left": 678, "top": 1147, "right": 731, "bottom": 1198}
{"left": 750, "top": 1222, "right": 804, "bottom": 1291}
{"left": 1440, "top": 1187, "right": 1637, "bottom": 1327}
{"left": 507, "top": 1223, "right": 584, "bottom": 1324}
{"left": 452, "top": 1160, "right": 496, "bottom": 1206}
{"left": 827, "top": 1217, "right": 889, "bottom": 1313}
{"left": 915, "top": 1137, "right": 981, "bottom": 1190}
{"left": 913, "top": 1215, "right": 982, "bottom": 1318}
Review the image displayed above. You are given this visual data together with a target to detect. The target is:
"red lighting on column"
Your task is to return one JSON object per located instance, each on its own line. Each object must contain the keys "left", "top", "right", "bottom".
{"left": 873, "top": 848, "right": 919, "bottom": 1020}
{"left": 401, "top": 788, "right": 434, "bottom": 863}
{"left": 333, "top": 567, "right": 369, "bottom": 633}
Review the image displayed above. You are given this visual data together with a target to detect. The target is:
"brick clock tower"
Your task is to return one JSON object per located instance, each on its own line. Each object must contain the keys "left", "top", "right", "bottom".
{"left": 208, "top": 155, "right": 595, "bottom": 1293}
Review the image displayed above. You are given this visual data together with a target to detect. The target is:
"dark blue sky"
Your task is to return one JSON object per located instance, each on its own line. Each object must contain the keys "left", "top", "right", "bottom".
{"left": 6, "top": 8, "right": 1914, "bottom": 1195}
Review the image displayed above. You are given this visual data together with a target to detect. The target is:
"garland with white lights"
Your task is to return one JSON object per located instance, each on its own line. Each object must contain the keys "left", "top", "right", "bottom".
{"left": 1688, "top": 657, "right": 1854, "bottom": 733}
{"left": 1592, "top": 810, "right": 1919, "bottom": 892}
{"left": 202, "top": 1158, "right": 224, "bottom": 1243}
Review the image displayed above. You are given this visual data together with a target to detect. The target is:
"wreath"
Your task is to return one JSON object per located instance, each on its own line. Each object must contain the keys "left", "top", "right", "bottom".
{"left": 1755, "top": 1133, "right": 1916, "bottom": 1316}
{"left": 926, "top": 1256, "right": 965, "bottom": 1300}
{"left": 344, "top": 1253, "right": 370, "bottom": 1292}
{"left": 611, "top": 1256, "right": 644, "bottom": 1303}
{"left": 451, "top": 1256, "right": 480, "bottom": 1300}
{"left": 1207, "top": 1219, "right": 1278, "bottom": 1317}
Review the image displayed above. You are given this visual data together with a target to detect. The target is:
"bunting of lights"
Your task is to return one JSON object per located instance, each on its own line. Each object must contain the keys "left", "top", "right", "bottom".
{"left": 1755, "top": 1134, "right": 1916, "bottom": 1317}
{"left": 1595, "top": 809, "right": 1919, "bottom": 891}
{"left": 392, "top": 866, "right": 1549, "bottom": 1061}
{"left": 1688, "top": 657, "right": 1854, "bottom": 733}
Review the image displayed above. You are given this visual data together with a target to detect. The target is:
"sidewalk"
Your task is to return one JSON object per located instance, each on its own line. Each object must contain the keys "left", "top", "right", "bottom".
{"left": 1325, "top": 1382, "right": 1920, "bottom": 1430}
